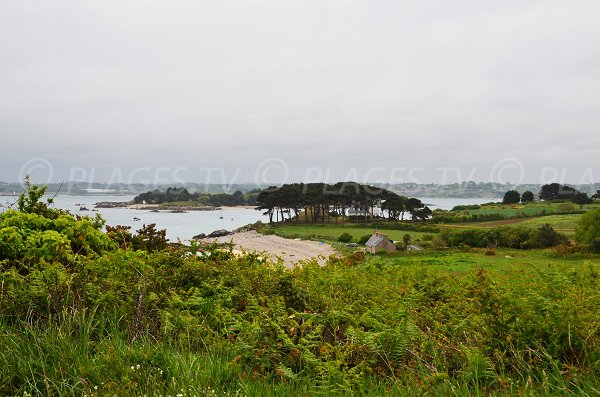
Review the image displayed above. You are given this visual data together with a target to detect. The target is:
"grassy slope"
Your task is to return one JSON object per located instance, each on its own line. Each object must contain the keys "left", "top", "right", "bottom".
{"left": 3, "top": 249, "right": 599, "bottom": 396}
{"left": 262, "top": 223, "right": 435, "bottom": 243}
{"left": 445, "top": 214, "right": 582, "bottom": 233}
{"left": 455, "top": 201, "right": 599, "bottom": 217}
{"left": 364, "top": 248, "right": 600, "bottom": 271}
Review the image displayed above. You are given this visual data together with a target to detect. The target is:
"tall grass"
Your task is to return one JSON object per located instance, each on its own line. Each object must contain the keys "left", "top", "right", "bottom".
{"left": 2, "top": 254, "right": 599, "bottom": 396}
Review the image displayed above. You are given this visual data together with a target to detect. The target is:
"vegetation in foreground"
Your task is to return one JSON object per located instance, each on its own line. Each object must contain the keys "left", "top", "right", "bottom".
{"left": 1, "top": 182, "right": 600, "bottom": 396}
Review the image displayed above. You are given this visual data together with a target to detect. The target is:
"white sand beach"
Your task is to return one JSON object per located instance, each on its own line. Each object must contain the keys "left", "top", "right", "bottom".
{"left": 207, "top": 230, "right": 337, "bottom": 268}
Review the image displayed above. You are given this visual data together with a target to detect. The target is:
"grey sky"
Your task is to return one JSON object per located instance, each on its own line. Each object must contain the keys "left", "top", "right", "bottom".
{"left": 1, "top": 0, "right": 599, "bottom": 185}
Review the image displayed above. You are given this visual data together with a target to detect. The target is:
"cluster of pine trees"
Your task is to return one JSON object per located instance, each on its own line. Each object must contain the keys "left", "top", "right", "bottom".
{"left": 256, "top": 182, "right": 431, "bottom": 223}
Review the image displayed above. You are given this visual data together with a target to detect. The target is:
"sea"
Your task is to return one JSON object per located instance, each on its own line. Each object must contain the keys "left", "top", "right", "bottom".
{"left": 0, "top": 195, "right": 499, "bottom": 242}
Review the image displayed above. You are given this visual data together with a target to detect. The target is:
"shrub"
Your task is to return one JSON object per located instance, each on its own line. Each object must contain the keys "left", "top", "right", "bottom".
{"left": 528, "top": 224, "right": 566, "bottom": 248}
{"left": 358, "top": 234, "right": 371, "bottom": 245}
{"left": 451, "top": 204, "right": 481, "bottom": 211}
{"left": 575, "top": 208, "right": 600, "bottom": 248}
{"left": 441, "top": 225, "right": 566, "bottom": 249}
{"left": 431, "top": 237, "right": 445, "bottom": 250}
{"left": 553, "top": 244, "right": 578, "bottom": 255}
{"left": 485, "top": 249, "right": 496, "bottom": 256}
{"left": 592, "top": 238, "right": 600, "bottom": 253}
{"left": 338, "top": 232, "right": 353, "bottom": 243}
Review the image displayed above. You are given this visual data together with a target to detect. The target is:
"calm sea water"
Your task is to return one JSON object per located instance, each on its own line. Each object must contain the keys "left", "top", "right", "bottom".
{"left": 1, "top": 195, "right": 499, "bottom": 242}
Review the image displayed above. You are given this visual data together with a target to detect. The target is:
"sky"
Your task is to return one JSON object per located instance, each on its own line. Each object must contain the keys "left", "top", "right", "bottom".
{"left": 1, "top": 0, "right": 599, "bottom": 186}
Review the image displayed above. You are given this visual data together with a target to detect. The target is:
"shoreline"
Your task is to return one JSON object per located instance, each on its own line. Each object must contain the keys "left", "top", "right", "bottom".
{"left": 94, "top": 201, "right": 257, "bottom": 211}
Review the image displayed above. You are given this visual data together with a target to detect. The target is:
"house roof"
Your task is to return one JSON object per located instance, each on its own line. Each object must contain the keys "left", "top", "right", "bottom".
{"left": 365, "top": 232, "right": 389, "bottom": 247}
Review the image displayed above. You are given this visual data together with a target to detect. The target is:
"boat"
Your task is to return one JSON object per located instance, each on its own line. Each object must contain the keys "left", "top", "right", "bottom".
{"left": 133, "top": 217, "right": 141, "bottom": 221}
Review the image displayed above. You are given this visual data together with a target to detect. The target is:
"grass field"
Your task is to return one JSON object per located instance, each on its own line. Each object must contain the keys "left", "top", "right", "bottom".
{"left": 260, "top": 223, "right": 435, "bottom": 243}
{"left": 446, "top": 214, "right": 582, "bottom": 234}
{"left": 453, "top": 201, "right": 599, "bottom": 217}
{"left": 363, "top": 247, "right": 600, "bottom": 271}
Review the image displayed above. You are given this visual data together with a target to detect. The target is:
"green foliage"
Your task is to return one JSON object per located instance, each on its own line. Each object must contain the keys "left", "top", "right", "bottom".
{"left": 358, "top": 234, "right": 371, "bottom": 245}
{"left": 1, "top": 182, "right": 600, "bottom": 396}
{"left": 256, "top": 182, "right": 431, "bottom": 224}
{"left": 441, "top": 224, "right": 568, "bottom": 249}
{"left": 538, "top": 183, "right": 593, "bottom": 207}
{"left": 575, "top": 208, "right": 600, "bottom": 248}
{"left": 502, "top": 190, "right": 520, "bottom": 204}
{"left": 0, "top": 210, "right": 114, "bottom": 266}
{"left": 134, "top": 187, "right": 258, "bottom": 206}
{"left": 337, "top": 232, "right": 353, "bottom": 243}
{"left": 592, "top": 238, "right": 600, "bottom": 253}
{"left": 107, "top": 223, "right": 168, "bottom": 252}
{"left": 521, "top": 191, "right": 534, "bottom": 202}
{"left": 16, "top": 176, "right": 62, "bottom": 219}
{"left": 451, "top": 204, "right": 481, "bottom": 211}
{"left": 436, "top": 200, "right": 593, "bottom": 224}
{"left": 528, "top": 224, "right": 566, "bottom": 248}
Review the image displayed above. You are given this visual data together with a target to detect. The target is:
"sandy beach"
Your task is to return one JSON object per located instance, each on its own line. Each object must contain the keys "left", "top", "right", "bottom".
{"left": 207, "top": 230, "right": 337, "bottom": 268}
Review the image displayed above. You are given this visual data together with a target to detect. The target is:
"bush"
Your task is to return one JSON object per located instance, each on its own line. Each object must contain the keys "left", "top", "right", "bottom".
{"left": 485, "top": 249, "right": 496, "bottom": 256}
{"left": 553, "top": 244, "right": 578, "bottom": 255}
{"left": 358, "top": 234, "right": 371, "bottom": 245}
{"left": 441, "top": 225, "right": 566, "bottom": 249}
{"left": 528, "top": 224, "right": 567, "bottom": 248}
{"left": 592, "top": 238, "right": 600, "bottom": 253}
{"left": 338, "top": 232, "right": 353, "bottom": 243}
{"left": 451, "top": 204, "right": 481, "bottom": 211}
{"left": 431, "top": 237, "right": 446, "bottom": 250}
{"left": 575, "top": 208, "right": 600, "bottom": 248}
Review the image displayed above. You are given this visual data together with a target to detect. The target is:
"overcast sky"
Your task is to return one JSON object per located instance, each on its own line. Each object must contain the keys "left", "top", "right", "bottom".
{"left": 1, "top": 0, "right": 599, "bottom": 185}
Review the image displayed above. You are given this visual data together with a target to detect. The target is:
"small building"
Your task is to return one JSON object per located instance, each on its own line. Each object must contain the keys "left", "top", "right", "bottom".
{"left": 365, "top": 232, "right": 396, "bottom": 254}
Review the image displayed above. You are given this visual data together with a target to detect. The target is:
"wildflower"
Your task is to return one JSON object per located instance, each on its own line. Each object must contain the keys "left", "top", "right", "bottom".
{"left": 136, "top": 364, "right": 141, "bottom": 370}
{"left": 94, "top": 385, "right": 98, "bottom": 390}
{"left": 131, "top": 365, "right": 135, "bottom": 370}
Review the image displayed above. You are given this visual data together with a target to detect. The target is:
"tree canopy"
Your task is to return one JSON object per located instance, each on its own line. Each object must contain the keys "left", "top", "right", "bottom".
{"left": 521, "top": 191, "right": 534, "bottom": 202}
{"left": 133, "top": 187, "right": 258, "bottom": 206}
{"left": 256, "top": 182, "right": 431, "bottom": 223}
{"left": 502, "top": 190, "right": 520, "bottom": 204}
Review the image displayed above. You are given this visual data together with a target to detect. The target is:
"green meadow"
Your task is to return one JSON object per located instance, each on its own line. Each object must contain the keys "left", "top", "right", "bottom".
{"left": 259, "top": 223, "right": 434, "bottom": 243}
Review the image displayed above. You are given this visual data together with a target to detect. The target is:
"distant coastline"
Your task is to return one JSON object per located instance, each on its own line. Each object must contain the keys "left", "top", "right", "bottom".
{"left": 94, "top": 201, "right": 256, "bottom": 211}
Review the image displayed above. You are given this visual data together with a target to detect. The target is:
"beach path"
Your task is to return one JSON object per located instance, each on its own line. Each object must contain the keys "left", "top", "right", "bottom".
{"left": 207, "top": 230, "right": 336, "bottom": 268}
